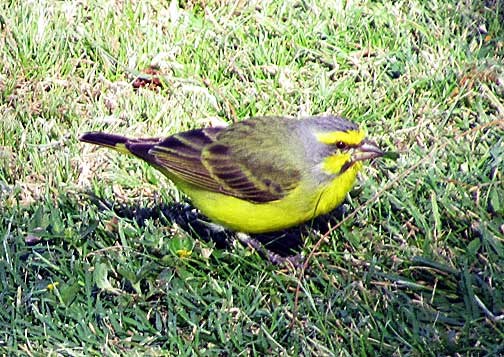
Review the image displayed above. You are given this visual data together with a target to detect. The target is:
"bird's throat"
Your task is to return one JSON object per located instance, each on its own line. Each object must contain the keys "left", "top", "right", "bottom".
{"left": 322, "top": 153, "right": 352, "bottom": 175}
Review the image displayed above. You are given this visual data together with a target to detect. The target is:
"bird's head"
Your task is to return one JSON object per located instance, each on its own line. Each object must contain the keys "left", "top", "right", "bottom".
{"left": 310, "top": 116, "right": 384, "bottom": 176}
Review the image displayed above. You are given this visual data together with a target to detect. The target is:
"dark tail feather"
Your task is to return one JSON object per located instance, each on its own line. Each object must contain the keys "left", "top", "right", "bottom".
{"left": 126, "top": 142, "right": 162, "bottom": 162}
{"left": 80, "top": 131, "right": 163, "bottom": 163}
{"left": 80, "top": 132, "right": 129, "bottom": 148}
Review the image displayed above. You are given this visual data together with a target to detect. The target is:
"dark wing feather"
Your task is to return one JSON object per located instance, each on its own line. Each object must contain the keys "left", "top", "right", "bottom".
{"left": 150, "top": 121, "right": 301, "bottom": 203}
{"left": 149, "top": 128, "right": 224, "bottom": 192}
{"left": 202, "top": 144, "right": 283, "bottom": 202}
{"left": 202, "top": 117, "right": 302, "bottom": 202}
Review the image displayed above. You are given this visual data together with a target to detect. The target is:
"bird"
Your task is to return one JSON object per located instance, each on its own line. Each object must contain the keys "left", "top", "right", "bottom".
{"left": 80, "top": 115, "right": 384, "bottom": 234}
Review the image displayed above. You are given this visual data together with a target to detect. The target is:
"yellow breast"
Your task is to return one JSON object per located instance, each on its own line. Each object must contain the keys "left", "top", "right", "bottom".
{"left": 174, "top": 162, "right": 362, "bottom": 233}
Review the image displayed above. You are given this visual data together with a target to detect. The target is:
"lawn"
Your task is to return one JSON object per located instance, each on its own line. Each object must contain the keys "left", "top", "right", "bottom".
{"left": 1, "top": 0, "right": 503, "bottom": 355}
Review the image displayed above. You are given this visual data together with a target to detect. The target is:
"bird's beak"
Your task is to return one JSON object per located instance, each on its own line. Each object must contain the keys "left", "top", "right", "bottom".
{"left": 352, "top": 139, "right": 384, "bottom": 162}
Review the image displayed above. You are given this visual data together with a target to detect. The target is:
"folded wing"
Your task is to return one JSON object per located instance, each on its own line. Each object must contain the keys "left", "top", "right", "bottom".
{"left": 150, "top": 126, "right": 301, "bottom": 203}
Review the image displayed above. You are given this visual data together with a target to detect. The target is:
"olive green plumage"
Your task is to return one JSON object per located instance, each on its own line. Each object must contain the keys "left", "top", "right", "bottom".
{"left": 80, "top": 115, "right": 383, "bottom": 233}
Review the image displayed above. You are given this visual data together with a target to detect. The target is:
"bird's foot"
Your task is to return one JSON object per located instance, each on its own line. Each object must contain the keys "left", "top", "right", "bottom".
{"left": 235, "top": 232, "right": 303, "bottom": 268}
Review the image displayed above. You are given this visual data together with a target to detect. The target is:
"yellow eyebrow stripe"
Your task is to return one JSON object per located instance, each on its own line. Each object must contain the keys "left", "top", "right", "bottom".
{"left": 315, "top": 130, "right": 365, "bottom": 145}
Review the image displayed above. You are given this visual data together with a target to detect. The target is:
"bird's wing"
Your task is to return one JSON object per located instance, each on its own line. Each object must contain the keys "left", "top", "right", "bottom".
{"left": 149, "top": 126, "right": 301, "bottom": 203}
{"left": 149, "top": 128, "right": 224, "bottom": 192}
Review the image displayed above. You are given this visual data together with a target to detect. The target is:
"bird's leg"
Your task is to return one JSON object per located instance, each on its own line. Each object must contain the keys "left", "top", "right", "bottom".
{"left": 235, "top": 232, "right": 303, "bottom": 268}
{"left": 163, "top": 203, "right": 303, "bottom": 266}
{"left": 193, "top": 219, "right": 227, "bottom": 234}
{"left": 188, "top": 218, "right": 234, "bottom": 248}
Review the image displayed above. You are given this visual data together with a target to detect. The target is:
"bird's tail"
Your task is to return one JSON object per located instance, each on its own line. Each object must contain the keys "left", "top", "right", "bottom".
{"left": 80, "top": 132, "right": 162, "bottom": 162}
{"left": 80, "top": 132, "right": 132, "bottom": 154}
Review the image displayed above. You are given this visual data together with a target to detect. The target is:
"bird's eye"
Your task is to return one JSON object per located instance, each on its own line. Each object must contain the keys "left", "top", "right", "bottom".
{"left": 335, "top": 141, "right": 346, "bottom": 149}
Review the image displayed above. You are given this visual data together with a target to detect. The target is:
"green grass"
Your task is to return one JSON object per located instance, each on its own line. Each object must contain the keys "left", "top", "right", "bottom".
{"left": 1, "top": 0, "right": 503, "bottom": 355}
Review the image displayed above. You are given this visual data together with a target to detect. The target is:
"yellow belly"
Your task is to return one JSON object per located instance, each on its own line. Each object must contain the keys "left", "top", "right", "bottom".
{"left": 172, "top": 163, "right": 362, "bottom": 233}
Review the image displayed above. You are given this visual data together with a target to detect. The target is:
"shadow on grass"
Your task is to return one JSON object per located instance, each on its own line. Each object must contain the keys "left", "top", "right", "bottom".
{"left": 84, "top": 191, "right": 347, "bottom": 259}
{"left": 7, "top": 189, "right": 503, "bottom": 354}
